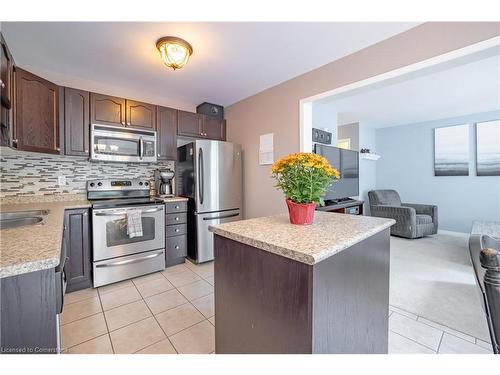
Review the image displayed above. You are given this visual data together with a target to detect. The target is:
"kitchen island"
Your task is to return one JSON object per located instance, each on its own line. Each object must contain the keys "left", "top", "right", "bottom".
{"left": 209, "top": 211, "right": 395, "bottom": 354}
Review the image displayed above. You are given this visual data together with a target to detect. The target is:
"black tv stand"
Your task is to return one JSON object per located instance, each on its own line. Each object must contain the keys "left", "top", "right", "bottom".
{"left": 324, "top": 198, "right": 356, "bottom": 205}
{"left": 317, "top": 198, "right": 364, "bottom": 215}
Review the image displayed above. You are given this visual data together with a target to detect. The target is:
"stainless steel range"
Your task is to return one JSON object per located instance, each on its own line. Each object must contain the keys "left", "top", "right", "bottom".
{"left": 87, "top": 179, "right": 165, "bottom": 287}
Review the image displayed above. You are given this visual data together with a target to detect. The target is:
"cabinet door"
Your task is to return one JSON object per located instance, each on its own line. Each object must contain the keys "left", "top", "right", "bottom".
{"left": 157, "top": 106, "right": 178, "bottom": 160}
{"left": 126, "top": 99, "right": 156, "bottom": 129}
{"left": 64, "top": 88, "right": 90, "bottom": 156}
{"left": 64, "top": 208, "right": 92, "bottom": 293}
{"left": 178, "top": 110, "right": 202, "bottom": 137}
{"left": 90, "top": 93, "right": 126, "bottom": 127}
{"left": 1, "top": 33, "right": 14, "bottom": 109}
{"left": 203, "top": 115, "right": 226, "bottom": 140}
{"left": 15, "top": 68, "right": 60, "bottom": 154}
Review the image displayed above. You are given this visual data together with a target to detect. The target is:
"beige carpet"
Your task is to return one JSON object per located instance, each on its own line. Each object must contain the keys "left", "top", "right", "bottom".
{"left": 389, "top": 233, "right": 491, "bottom": 341}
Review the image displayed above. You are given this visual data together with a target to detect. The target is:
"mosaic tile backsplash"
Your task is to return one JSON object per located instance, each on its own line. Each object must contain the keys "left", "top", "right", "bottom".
{"left": 0, "top": 147, "right": 174, "bottom": 198}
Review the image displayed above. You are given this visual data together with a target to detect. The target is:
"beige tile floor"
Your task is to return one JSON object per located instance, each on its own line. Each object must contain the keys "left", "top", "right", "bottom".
{"left": 61, "top": 258, "right": 494, "bottom": 354}
{"left": 61, "top": 259, "right": 215, "bottom": 354}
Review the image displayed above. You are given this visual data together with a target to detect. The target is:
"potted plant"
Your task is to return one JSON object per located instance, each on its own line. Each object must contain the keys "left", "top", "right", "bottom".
{"left": 271, "top": 152, "right": 340, "bottom": 225}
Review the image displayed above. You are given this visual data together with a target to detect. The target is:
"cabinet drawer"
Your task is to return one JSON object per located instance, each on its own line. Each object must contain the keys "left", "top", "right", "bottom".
{"left": 166, "top": 212, "right": 187, "bottom": 225}
{"left": 165, "top": 201, "right": 188, "bottom": 213}
{"left": 166, "top": 235, "right": 187, "bottom": 259}
{"left": 166, "top": 224, "right": 187, "bottom": 237}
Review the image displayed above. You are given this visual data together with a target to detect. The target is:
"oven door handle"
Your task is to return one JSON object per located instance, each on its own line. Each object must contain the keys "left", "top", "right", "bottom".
{"left": 94, "top": 207, "right": 164, "bottom": 216}
{"left": 95, "top": 251, "right": 163, "bottom": 268}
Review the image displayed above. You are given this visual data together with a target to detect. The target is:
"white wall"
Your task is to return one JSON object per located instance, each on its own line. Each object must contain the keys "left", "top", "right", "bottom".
{"left": 312, "top": 103, "right": 337, "bottom": 145}
{"left": 358, "top": 124, "right": 378, "bottom": 213}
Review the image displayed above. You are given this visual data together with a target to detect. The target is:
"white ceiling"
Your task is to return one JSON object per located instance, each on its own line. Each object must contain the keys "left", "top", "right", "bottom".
{"left": 313, "top": 53, "right": 500, "bottom": 129}
{"left": 2, "top": 22, "right": 418, "bottom": 110}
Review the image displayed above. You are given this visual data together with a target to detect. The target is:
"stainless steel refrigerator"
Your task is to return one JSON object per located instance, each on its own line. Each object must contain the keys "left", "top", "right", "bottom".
{"left": 177, "top": 140, "right": 242, "bottom": 263}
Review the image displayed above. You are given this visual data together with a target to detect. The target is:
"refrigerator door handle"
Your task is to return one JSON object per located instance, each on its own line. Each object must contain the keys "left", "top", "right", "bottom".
{"left": 202, "top": 212, "right": 240, "bottom": 221}
{"left": 198, "top": 147, "right": 204, "bottom": 205}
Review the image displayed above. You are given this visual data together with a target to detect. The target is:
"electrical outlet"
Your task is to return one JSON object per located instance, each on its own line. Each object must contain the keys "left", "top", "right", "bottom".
{"left": 58, "top": 175, "right": 66, "bottom": 186}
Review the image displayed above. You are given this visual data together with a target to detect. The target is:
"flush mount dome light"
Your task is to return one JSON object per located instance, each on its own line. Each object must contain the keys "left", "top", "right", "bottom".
{"left": 156, "top": 36, "right": 193, "bottom": 70}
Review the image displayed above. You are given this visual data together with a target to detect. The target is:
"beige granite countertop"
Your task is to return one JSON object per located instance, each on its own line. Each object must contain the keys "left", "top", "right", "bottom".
{"left": 0, "top": 198, "right": 90, "bottom": 278}
{"left": 209, "top": 211, "right": 395, "bottom": 265}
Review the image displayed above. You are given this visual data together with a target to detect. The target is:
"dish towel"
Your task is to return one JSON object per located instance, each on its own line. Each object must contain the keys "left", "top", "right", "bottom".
{"left": 127, "top": 209, "right": 143, "bottom": 238}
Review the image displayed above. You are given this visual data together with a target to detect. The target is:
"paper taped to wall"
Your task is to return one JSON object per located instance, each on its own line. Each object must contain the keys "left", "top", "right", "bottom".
{"left": 259, "top": 133, "right": 274, "bottom": 165}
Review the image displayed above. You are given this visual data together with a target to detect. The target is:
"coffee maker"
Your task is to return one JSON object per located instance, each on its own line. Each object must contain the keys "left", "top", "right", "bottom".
{"left": 154, "top": 168, "right": 175, "bottom": 197}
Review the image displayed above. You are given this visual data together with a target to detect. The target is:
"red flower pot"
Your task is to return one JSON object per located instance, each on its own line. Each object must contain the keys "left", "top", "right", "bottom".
{"left": 286, "top": 199, "right": 316, "bottom": 225}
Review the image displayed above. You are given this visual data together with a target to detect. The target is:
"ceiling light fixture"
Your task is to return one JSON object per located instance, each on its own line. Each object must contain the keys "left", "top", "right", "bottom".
{"left": 156, "top": 36, "right": 193, "bottom": 70}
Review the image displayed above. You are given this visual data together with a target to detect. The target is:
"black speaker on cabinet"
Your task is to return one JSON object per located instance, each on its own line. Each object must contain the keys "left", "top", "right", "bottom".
{"left": 196, "top": 102, "right": 224, "bottom": 119}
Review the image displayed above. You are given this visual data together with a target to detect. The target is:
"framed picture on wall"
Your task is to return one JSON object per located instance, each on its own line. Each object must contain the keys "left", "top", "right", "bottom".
{"left": 434, "top": 124, "right": 469, "bottom": 176}
{"left": 476, "top": 120, "right": 500, "bottom": 176}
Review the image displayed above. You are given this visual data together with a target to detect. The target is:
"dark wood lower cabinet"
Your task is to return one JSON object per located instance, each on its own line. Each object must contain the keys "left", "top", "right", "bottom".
{"left": 165, "top": 202, "right": 188, "bottom": 267}
{"left": 0, "top": 268, "right": 58, "bottom": 354}
{"left": 64, "top": 208, "right": 92, "bottom": 292}
{"left": 214, "top": 229, "right": 390, "bottom": 354}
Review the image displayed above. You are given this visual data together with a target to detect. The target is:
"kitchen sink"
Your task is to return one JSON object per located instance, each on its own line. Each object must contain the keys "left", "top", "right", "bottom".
{"left": 0, "top": 210, "right": 50, "bottom": 229}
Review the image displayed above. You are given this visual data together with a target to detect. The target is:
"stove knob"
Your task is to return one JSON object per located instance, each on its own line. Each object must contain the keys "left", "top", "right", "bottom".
{"left": 89, "top": 182, "right": 95, "bottom": 187}
{"left": 144, "top": 182, "right": 149, "bottom": 186}
{"left": 139, "top": 182, "right": 143, "bottom": 186}
{"left": 97, "top": 182, "right": 102, "bottom": 187}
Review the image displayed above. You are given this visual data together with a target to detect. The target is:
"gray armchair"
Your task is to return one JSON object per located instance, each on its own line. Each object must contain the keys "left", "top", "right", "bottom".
{"left": 368, "top": 190, "right": 438, "bottom": 239}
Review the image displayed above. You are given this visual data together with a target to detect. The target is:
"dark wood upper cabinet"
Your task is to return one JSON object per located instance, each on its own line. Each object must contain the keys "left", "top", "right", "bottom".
{"left": 90, "top": 93, "right": 126, "bottom": 127}
{"left": 64, "top": 208, "right": 92, "bottom": 293}
{"left": 1, "top": 33, "right": 14, "bottom": 147}
{"left": 178, "top": 110, "right": 202, "bottom": 137}
{"left": 178, "top": 110, "right": 226, "bottom": 141}
{"left": 64, "top": 88, "right": 90, "bottom": 156}
{"left": 157, "top": 106, "right": 177, "bottom": 160}
{"left": 126, "top": 100, "right": 156, "bottom": 129}
{"left": 1, "top": 33, "right": 14, "bottom": 110}
{"left": 203, "top": 115, "right": 226, "bottom": 141}
{"left": 14, "top": 68, "right": 60, "bottom": 154}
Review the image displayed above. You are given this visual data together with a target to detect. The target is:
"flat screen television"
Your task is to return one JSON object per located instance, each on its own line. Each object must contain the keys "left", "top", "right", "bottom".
{"left": 314, "top": 144, "right": 359, "bottom": 202}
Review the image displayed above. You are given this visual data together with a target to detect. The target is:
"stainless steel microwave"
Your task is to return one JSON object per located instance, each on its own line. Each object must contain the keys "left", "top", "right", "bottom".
{"left": 91, "top": 124, "right": 157, "bottom": 163}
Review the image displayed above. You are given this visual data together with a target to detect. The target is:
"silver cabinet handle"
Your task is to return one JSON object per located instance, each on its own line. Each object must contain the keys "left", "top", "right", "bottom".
{"left": 95, "top": 251, "right": 163, "bottom": 268}
{"left": 83, "top": 211, "right": 88, "bottom": 216}
{"left": 0, "top": 80, "right": 5, "bottom": 89}
{"left": 121, "top": 121, "right": 125, "bottom": 125}
{"left": 175, "top": 217, "right": 179, "bottom": 221}
{"left": 203, "top": 212, "right": 240, "bottom": 221}
{"left": 174, "top": 245, "right": 179, "bottom": 249}
{"left": 158, "top": 153, "right": 161, "bottom": 157}
{"left": 175, "top": 228, "right": 180, "bottom": 232}
{"left": 175, "top": 205, "right": 179, "bottom": 209}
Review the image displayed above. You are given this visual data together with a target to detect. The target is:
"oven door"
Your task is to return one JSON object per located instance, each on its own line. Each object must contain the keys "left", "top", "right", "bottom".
{"left": 92, "top": 204, "right": 165, "bottom": 261}
{"left": 91, "top": 124, "right": 157, "bottom": 163}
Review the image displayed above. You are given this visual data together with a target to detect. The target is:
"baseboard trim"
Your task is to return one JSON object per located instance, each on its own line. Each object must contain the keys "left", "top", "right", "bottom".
{"left": 438, "top": 229, "right": 469, "bottom": 238}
